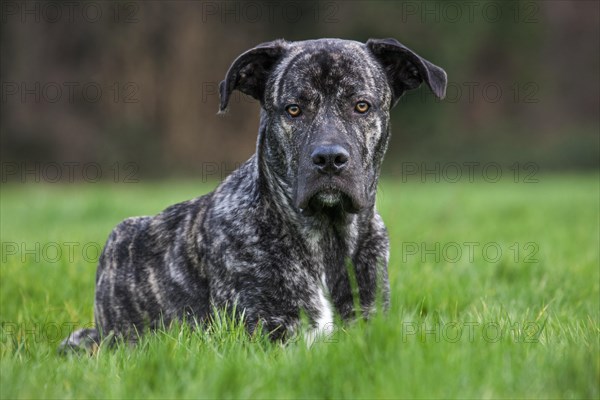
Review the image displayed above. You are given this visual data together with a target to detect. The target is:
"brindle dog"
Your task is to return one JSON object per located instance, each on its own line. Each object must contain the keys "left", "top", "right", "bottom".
{"left": 60, "top": 38, "right": 447, "bottom": 351}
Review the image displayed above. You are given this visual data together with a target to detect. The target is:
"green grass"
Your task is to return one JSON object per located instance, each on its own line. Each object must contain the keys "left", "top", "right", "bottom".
{"left": 1, "top": 175, "right": 598, "bottom": 399}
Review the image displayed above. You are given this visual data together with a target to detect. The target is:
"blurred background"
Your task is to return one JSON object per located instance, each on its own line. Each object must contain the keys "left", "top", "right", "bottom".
{"left": 1, "top": 0, "right": 598, "bottom": 181}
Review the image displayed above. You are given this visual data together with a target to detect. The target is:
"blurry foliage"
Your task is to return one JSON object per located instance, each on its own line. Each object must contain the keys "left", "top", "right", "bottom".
{"left": 1, "top": 0, "right": 598, "bottom": 179}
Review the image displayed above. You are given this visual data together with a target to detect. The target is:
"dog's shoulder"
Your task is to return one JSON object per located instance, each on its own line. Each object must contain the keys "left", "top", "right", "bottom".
{"left": 151, "top": 194, "right": 213, "bottom": 236}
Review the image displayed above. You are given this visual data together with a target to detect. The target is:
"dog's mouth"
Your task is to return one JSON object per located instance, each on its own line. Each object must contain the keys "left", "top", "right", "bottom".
{"left": 297, "top": 184, "right": 362, "bottom": 215}
{"left": 314, "top": 188, "right": 345, "bottom": 206}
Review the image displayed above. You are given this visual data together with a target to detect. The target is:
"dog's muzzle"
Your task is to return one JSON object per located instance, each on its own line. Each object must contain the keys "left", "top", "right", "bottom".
{"left": 295, "top": 144, "right": 366, "bottom": 214}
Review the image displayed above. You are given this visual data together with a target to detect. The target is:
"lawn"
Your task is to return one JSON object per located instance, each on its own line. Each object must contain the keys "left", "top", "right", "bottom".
{"left": 1, "top": 175, "right": 598, "bottom": 399}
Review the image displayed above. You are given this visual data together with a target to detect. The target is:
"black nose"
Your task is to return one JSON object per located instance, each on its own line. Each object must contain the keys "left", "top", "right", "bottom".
{"left": 311, "top": 145, "right": 350, "bottom": 175}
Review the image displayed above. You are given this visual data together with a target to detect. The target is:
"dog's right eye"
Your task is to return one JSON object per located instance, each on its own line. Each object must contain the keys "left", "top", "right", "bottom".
{"left": 285, "top": 104, "right": 302, "bottom": 118}
{"left": 355, "top": 101, "right": 370, "bottom": 114}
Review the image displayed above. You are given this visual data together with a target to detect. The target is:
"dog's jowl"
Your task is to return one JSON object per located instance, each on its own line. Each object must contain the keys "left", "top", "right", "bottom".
{"left": 60, "top": 38, "right": 446, "bottom": 351}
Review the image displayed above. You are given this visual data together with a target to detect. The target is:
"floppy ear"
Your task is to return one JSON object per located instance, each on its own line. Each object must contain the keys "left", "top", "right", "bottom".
{"left": 366, "top": 38, "right": 447, "bottom": 107}
{"left": 219, "top": 40, "right": 287, "bottom": 112}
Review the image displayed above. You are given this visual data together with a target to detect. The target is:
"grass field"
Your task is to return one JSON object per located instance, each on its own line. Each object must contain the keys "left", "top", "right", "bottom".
{"left": 1, "top": 175, "right": 598, "bottom": 399}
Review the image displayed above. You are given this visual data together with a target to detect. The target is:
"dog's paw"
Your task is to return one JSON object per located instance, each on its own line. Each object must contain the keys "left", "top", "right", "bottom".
{"left": 57, "top": 328, "right": 100, "bottom": 356}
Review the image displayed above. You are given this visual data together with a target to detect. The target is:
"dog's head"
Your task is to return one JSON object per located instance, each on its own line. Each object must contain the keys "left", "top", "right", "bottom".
{"left": 220, "top": 38, "right": 447, "bottom": 216}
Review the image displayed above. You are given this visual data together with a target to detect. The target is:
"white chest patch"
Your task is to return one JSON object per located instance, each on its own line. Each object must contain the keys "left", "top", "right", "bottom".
{"left": 306, "top": 275, "right": 335, "bottom": 346}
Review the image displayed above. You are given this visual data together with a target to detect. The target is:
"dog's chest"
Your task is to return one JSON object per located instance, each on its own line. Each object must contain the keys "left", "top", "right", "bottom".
{"left": 301, "top": 221, "right": 358, "bottom": 326}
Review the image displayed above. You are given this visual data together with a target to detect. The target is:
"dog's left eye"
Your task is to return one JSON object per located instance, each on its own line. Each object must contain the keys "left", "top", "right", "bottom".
{"left": 355, "top": 101, "right": 370, "bottom": 114}
{"left": 285, "top": 104, "right": 302, "bottom": 117}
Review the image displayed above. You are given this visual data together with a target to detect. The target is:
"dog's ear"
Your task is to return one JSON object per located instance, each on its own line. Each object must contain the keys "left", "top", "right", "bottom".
{"left": 366, "top": 38, "right": 447, "bottom": 107}
{"left": 219, "top": 40, "right": 287, "bottom": 113}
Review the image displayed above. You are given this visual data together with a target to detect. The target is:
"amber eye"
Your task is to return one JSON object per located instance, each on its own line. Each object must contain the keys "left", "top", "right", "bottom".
{"left": 355, "top": 101, "right": 370, "bottom": 113}
{"left": 286, "top": 104, "right": 301, "bottom": 117}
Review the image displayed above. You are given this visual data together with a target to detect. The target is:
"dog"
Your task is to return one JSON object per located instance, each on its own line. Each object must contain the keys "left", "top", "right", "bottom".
{"left": 60, "top": 38, "right": 446, "bottom": 351}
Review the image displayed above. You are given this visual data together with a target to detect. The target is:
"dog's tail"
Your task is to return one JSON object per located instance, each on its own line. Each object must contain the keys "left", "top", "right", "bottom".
{"left": 58, "top": 328, "right": 100, "bottom": 355}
